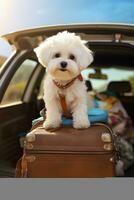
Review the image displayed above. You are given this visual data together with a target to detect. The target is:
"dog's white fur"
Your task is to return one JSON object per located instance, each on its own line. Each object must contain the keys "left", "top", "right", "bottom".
{"left": 31, "top": 31, "right": 93, "bottom": 132}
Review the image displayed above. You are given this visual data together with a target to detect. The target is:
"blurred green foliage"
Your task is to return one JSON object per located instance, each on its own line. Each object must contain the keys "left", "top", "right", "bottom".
{"left": 0, "top": 55, "right": 6, "bottom": 67}
{"left": 128, "top": 76, "right": 134, "bottom": 92}
{"left": 1, "top": 59, "right": 37, "bottom": 105}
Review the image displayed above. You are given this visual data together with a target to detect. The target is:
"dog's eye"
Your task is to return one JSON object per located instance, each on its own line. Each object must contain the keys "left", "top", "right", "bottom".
{"left": 69, "top": 54, "right": 75, "bottom": 60}
{"left": 54, "top": 53, "right": 61, "bottom": 58}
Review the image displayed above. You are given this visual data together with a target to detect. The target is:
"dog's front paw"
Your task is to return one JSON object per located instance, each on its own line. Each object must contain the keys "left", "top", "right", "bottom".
{"left": 26, "top": 131, "right": 36, "bottom": 142}
{"left": 73, "top": 120, "right": 90, "bottom": 129}
{"left": 43, "top": 120, "right": 61, "bottom": 130}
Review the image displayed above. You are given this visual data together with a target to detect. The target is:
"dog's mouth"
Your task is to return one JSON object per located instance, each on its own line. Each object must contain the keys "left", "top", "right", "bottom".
{"left": 59, "top": 68, "right": 67, "bottom": 72}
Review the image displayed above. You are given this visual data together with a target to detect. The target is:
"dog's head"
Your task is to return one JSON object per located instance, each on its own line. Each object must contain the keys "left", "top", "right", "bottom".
{"left": 34, "top": 31, "right": 93, "bottom": 80}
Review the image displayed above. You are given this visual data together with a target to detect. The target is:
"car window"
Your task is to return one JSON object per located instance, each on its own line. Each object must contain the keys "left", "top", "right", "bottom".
{"left": 38, "top": 67, "right": 134, "bottom": 98}
{"left": 0, "top": 55, "right": 7, "bottom": 68}
{"left": 1, "top": 59, "right": 37, "bottom": 105}
{"left": 82, "top": 67, "right": 134, "bottom": 93}
{"left": 0, "top": 39, "right": 12, "bottom": 68}
{"left": 38, "top": 73, "right": 46, "bottom": 98}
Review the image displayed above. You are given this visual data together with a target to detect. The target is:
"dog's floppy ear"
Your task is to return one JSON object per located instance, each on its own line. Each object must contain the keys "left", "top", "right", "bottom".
{"left": 34, "top": 41, "right": 52, "bottom": 67}
{"left": 79, "top": 43, "right": 94, "bottom": 71}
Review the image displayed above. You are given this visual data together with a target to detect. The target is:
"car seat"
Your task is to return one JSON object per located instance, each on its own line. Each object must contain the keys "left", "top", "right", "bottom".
{"left": 107, "top": 81, "right": 134, "bottom": 122}
{"left": 107, "top": 81, "right": 132, "bottom": 96}
{"left": 85, "top": 80, "right": 93, "bottom": 91}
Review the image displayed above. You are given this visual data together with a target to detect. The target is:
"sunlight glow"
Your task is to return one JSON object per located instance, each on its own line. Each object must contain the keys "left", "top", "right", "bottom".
{"left": 0, "top": 0, "right": 14, "bottom": 33}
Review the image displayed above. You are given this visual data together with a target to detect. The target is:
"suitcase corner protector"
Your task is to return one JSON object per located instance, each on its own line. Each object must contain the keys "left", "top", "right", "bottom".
{"left": 25, "top": 155, "right": 36, "bottom": 162}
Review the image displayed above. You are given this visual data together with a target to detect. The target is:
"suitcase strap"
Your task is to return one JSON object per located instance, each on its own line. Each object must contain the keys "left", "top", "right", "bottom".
{"left": 15, "top": 154, "right": 28, "bottom": 178}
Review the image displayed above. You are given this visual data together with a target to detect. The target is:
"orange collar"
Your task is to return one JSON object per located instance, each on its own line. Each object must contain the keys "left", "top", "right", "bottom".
{"left": 53, "top": 74, "right": 83, "bottom": 89}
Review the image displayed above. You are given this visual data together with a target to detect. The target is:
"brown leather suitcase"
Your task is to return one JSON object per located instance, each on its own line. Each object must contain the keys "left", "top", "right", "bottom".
{"left": 17, "top": 123, "right": 116, "bottom": 178}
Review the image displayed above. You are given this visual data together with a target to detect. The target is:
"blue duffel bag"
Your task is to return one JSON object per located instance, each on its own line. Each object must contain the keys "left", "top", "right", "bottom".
{"left": 62, "top": 108, "right": 108, "bottom": 125}
{"left": 32, "top": 108, "right": 108, "bottom": 126}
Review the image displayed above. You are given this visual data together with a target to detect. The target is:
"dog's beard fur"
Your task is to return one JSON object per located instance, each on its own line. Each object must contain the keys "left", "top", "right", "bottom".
{"left": 47, "top": 58, "right": 80, "bottom": 81}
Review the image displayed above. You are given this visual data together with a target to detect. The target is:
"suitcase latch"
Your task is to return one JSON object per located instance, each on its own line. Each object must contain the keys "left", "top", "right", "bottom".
{"left": 101, "top": 132, "right": 112, "bottom": 143}
{"left": 25, "top": 155, "right": 36, "bottom": 162}
{"left": 24, "top": 141, "right": 34, "bottom": 150}
{"left": 103, "top": 143, "right": 113, "bottom": 151}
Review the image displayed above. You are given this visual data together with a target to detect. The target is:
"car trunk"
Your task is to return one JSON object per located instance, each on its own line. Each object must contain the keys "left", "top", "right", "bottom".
{"left": 0, "top": 24, "right": 134, "bottom": 177}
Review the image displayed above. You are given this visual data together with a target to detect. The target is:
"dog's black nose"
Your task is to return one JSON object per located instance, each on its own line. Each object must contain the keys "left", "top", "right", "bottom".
{"left": 60, "top": 61, "right": 67, "bottom": 68}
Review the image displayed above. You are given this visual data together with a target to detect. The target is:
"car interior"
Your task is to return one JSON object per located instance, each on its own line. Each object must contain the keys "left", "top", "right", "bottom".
{"left": 0, "top": 30, "right": 134, "bottom": 177}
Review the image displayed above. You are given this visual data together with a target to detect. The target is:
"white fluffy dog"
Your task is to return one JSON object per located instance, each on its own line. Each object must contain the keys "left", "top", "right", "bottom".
{"left": 35, "top": 31, "right": 93, "bottom": 130}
